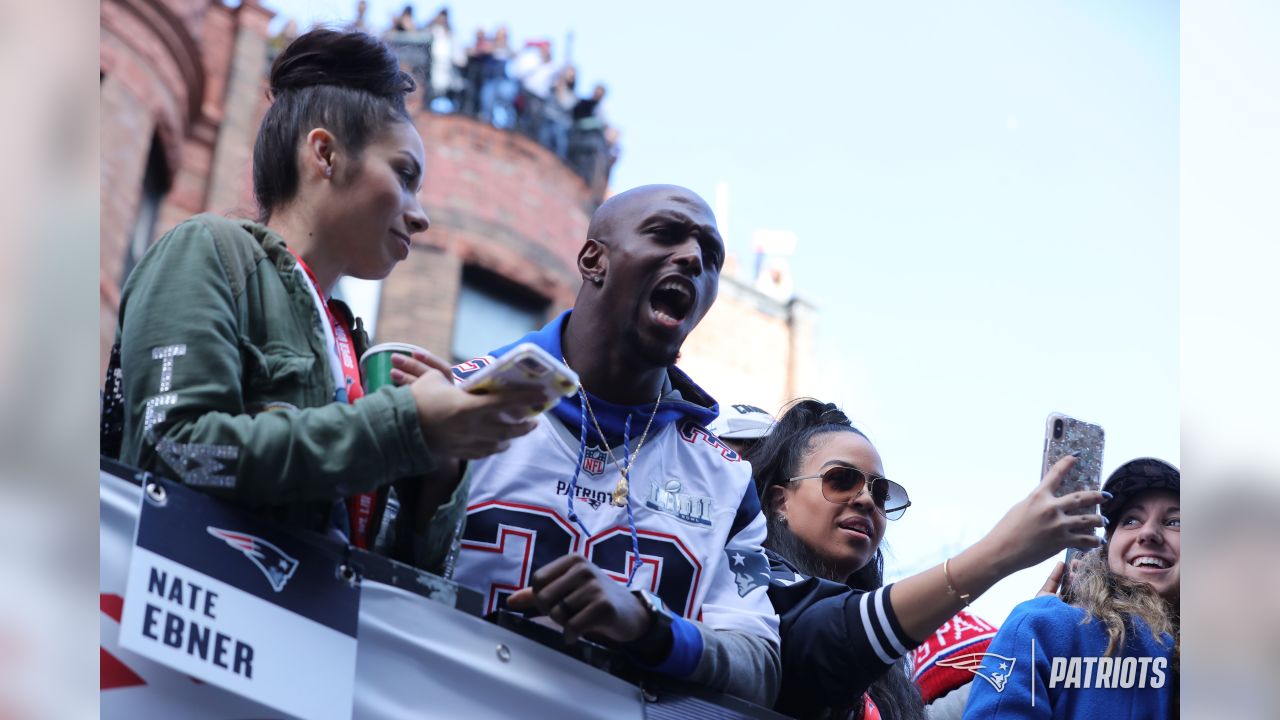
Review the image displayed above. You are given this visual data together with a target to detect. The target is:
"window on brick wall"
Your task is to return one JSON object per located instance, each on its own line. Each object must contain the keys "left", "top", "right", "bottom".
{"left": 121, "top": 132, "right": 170, "bottom": 286}
{"left": 451, "top": 266, "right": 549, "bottom": 362}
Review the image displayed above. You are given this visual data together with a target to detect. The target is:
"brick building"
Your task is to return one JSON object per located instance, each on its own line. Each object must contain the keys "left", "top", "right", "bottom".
{"left": 680, "top": 279, "right": 818, "bottom": 419}
{"left": 99, "top": 0, "right": 817, "bottom": 417}
{"left": 100, "top": 0, "right": 273, "bottom": 369}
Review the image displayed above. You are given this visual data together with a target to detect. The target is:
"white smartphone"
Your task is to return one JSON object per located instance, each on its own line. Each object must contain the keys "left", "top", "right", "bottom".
{"left": 459, "top": 343, "right": 580, "bottom": 419}
{"left": 1041, "top": 412, "right": 1105, "bottom": 516}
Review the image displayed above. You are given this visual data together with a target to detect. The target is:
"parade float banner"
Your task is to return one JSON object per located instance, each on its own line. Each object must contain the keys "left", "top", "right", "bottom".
{"left": 100, "top": 459, "right": 784, "bottom": 719}
{"left": 117, "top": 475, "right": 358, "bottom": 720}
{"left": 99, "top": 461, "right": 645, "bottom": 720}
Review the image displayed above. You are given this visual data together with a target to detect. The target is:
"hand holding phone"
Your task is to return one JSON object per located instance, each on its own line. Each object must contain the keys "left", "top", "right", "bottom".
{"left": 1036, "top": 548, "right": 1085, "bottom": 599}
{"left": 1060, "top": 548, "right": 1080, "bottom": 595}
{"left": 1041, "top": 412, "right": 1105, "bottom": 515}
{"left": 1036, "top": 560, "right": 1067, "bottom": 598}
{"left": 459, "top": 343, "right": 580, "bottom": 421}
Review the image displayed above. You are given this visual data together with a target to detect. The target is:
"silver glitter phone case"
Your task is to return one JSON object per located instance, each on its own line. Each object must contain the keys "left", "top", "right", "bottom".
{"left": 1041, "top": 412, "right": 1105, "bottom": 514}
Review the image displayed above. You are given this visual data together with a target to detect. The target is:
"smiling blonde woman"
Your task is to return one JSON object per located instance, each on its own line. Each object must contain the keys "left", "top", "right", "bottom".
{"left": 962, "top": 458, "right": 1179, "bottom": 720}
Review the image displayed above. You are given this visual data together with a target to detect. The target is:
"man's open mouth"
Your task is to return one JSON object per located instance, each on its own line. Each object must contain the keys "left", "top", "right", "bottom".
{"left": 649, "top": 277, "right": 695, "bottom": 328}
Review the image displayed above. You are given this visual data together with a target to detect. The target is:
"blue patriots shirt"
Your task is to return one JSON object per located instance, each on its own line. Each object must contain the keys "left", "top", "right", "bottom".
{"left": 962, "top": 596, "right": 1175, "bottom": 719}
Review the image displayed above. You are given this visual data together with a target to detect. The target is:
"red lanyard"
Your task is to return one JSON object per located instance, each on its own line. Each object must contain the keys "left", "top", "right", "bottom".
{"left": 862, "top": 695, "right": 881, "bottom": 720}
{"left": 290, "top": 251, "right": 375, "bottom": 549}
{"left": 290, "top": 253, "right": 365, "bottom": 403}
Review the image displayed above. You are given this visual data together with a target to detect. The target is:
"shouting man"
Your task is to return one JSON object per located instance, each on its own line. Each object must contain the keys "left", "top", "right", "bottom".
{"left": 417, "top": 185, "right": 781, "bottom": 705}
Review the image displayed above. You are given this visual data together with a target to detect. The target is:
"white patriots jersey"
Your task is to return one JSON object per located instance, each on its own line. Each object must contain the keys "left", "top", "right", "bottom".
{"left": 451, "top": 414, "right": 780, "bottom": 644}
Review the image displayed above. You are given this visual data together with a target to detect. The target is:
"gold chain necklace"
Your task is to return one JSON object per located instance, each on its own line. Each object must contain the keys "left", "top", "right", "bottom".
{"left": 565, "top": 355, "right": 663, "bottom": 507}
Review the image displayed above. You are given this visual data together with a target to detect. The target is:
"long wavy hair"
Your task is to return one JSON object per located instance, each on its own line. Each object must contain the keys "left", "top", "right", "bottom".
{"left": 1065, "top": 544, "right": 1179, "bottom": 671}
{"left": 753, "top": 399, "right": 926, "bottom": 720}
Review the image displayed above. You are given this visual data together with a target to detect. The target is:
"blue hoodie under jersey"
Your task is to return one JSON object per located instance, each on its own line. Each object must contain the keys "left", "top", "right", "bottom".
{"left": 477, "top": 310, "right": 746, "bottom": 678}
{"left": 488, "top": 309, "right": 720, "bottom": 442}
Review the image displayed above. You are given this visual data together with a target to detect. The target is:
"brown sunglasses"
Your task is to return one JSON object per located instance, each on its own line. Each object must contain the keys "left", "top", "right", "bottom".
{"left": 787, "top": 465, "right": 912, "bottom": 520}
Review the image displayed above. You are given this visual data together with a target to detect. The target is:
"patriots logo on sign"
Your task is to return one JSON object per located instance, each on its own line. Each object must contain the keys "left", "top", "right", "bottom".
{"left": 726, "top": 546, "right": 772, "bottom": 597}
{"left": 937, "top": 651, "right": 1017, "bottom": 693}
{"left": 207, "top": 527, "right": 299, "bottom": 593}
{"left": 582, "top": 445, "right": 607, "bottom": 475}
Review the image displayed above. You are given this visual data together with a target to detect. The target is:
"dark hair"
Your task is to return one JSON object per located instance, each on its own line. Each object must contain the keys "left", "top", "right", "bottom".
{"left": 252, "top": 29, "right": 415, "bottom": 221}
{"left": 751, "top": 399, "right": 867, "bottom": 514}
{"left": 752, "top": 398, "right": 927, "bottom": 720}
{"left": 730, "top": 437, "right": 765, "bottom": 465}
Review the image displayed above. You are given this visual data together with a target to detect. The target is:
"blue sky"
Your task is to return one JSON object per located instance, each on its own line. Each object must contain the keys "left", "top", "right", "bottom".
{"left": 267, "top": 0, "right": 1179, "bottom": 625}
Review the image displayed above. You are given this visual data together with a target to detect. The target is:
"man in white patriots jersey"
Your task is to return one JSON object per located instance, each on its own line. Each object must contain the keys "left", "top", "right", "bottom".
{"left": 408, "top": 185, "right": 781, "bottom": 706}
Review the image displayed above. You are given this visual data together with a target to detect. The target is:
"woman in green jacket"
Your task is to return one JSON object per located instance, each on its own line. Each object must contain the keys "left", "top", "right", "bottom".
{"left": 102, "top": 29, "right": 538, "bottom": 571}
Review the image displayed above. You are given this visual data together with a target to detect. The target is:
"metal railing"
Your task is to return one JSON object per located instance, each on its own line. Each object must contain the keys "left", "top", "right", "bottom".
{"left": 385, "top": 34, "right": 613, "bottom": 203}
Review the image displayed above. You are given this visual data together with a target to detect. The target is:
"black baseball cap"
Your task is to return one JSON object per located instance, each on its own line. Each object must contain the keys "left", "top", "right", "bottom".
{"left": 1101, "top": 458, "right": 1180, "bottom": 525}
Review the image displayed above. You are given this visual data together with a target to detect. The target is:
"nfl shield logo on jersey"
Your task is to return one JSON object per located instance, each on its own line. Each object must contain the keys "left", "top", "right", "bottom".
{"left": 582, "top": 445, "right": 607, "bottom": 475}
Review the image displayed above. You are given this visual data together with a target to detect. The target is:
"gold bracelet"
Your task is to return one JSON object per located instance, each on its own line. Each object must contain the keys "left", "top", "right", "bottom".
{"left": 943, "top": 558, "right": 972, "bottom": 606}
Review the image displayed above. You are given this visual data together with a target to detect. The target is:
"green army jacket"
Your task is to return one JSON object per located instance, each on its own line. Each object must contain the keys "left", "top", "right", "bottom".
{"left": 109, "top": 214, "right": 458, "bottom": 570}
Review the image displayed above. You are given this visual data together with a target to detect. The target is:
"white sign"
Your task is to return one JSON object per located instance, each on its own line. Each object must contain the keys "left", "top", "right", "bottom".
{"left": 116, "top": 479, "right": 358, "bottom": 719}
{"left": 119, "top": 548, "right": 356, "bottom": 719}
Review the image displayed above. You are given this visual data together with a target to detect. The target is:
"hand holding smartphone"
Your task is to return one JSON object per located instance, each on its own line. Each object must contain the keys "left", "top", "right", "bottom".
{"left": 1041, "top": 412, "right": 1105, "bottom": 518}
{"left": 1036, "top": 548, "right": 1083, "bottom": 599}
{"left": 459, "top": 343, "right": 580, "bottom": 421}
{"left": 1060, "top": 548, "right": 1080, "bottom": 595}
{"left": 1039, "top": 412, "right": 1100, "bottom": 545}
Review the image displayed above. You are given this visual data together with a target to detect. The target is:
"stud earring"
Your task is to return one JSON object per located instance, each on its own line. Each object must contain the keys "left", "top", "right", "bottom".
{"left": 324, "top": 166, "right": 333, "bottom": 178}
{"left": 590, "top": 276, "right": 603, "bottom": 285}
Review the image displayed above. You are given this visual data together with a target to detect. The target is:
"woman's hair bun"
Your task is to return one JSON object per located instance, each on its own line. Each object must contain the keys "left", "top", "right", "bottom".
{"left": 748, "top": 397, "right": 867, "bottom": 511}
{"left": 815, "top": 401, "right": 852, "bottom": 427}
{"left": 786, "top": 398, "right": 853, "bottom": 429}
{"left": 252, "top": 28, "right": 417, "bottom": 220}
{"left": 269, "top": 28, "right": 415, "bottom": 100}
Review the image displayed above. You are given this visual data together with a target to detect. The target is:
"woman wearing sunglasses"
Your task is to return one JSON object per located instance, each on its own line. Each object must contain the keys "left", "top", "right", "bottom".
{"left": 752, "top": 400, "right": 1104, "bottom": 719}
